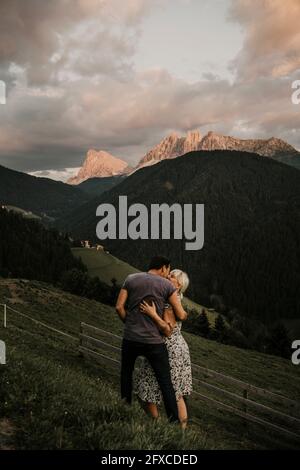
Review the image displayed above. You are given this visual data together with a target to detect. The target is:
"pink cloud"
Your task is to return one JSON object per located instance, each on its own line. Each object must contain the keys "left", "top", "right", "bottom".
{"left": 230, "top": 0, "right": 300, "bottom": 80}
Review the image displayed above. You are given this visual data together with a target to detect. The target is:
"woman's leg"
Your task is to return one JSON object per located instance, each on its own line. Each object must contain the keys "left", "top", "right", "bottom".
{"left": 139, "top": 400, "right": 159, "bottom": 418}
{"left": 146, "top": 402, "right": 159, "bottom": 419}
{"left": 143, "top": 397, "right": 188, "bottom": 425}
{"left": 177, "top": 396, "right": 188, "bottom": 429}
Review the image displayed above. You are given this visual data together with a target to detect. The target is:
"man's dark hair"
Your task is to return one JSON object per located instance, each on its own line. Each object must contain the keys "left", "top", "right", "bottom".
{"left": 148, "top": 256, "right": 171, "bottom": 271}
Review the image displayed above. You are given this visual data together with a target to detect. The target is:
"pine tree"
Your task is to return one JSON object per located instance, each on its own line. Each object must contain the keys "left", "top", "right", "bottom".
{"left": 195, "top": 309, "right": 210, "bottom": 338}
{"left": 110, "top": 277, "right": 120, "bottom": 305}
{"left": 267, "top": 323, "right": 291, "bottom": 359}
{"left": 214, "top": 314, "right": 227, "bottom": 342}
{"left": 60, "top": 268, "right": 88, "bottom": 296}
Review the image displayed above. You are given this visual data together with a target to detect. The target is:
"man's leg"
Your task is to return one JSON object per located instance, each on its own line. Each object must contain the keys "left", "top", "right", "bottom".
{"left": 121, "top": 339, "right": 138, "bottom": 404}
{"left": 145, "top": 343, "right": 179, "bottom": 422}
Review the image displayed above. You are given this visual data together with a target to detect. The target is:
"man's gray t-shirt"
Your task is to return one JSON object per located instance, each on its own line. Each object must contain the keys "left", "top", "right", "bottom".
{"left": 122, "top": 272, "right": 176, "bottom": 344}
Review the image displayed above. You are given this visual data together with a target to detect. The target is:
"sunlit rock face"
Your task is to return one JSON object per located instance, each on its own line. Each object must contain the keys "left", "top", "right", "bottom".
{"left": 135, "top": 130, "right": 299, "bottom": 171}
{"left": 135, "top": 129, "right": 202, "bottom": 170}
{"left": 198, "top": 131, "right": 298, "bottom": 158}
{"left": 67, "top": 150, "right": 130, "bottom": 184}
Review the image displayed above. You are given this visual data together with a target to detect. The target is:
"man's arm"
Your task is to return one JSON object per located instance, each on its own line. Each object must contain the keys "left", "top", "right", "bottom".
{"left": 168, "top": 291, "right": 188, "bottom": 321}
{"left": 115, "top": 288, "right": 128, "bottom": 323}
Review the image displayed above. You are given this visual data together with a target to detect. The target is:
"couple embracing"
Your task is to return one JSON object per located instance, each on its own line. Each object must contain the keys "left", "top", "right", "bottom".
{"left": 116, "top": 256, "right": 192, "bottom": 427}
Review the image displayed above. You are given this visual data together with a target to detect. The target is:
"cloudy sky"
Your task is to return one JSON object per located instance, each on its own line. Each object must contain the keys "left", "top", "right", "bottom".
{"left": 0, "top": 0, "right": 299, "bottom": 181}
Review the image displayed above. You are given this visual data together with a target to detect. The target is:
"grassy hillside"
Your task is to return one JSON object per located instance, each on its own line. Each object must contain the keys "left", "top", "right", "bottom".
{"left": 72, "top": 247, "right": 219, "bottom": 325}
{"left": 0, "top": 278, "right": 299, "bottom": 450}
{"left": 0, "top": 279, "right": 203, "bottom": 450}
{"left": 72, "top": 247, "right": 140, "bottom": 286}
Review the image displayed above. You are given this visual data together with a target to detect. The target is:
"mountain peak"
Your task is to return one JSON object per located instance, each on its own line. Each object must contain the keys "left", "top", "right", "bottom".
{"left": 136, "top": 129, "right": 201, "bottom": 170}
{"left": 67, "top": 149, "right": 130, "bottom": 185}
{"left": 168, "top": 131, "right": 179, "bottom": 139}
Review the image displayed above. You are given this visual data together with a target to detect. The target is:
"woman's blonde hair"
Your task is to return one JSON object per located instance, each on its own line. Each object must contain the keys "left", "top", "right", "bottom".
{"left": 170, "top": 269, "right": 189, "bottom": 294}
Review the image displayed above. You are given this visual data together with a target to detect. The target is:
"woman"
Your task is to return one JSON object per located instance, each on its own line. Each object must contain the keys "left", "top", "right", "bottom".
{"left": 135, "top": 269, "right": 192, "bottom": 428}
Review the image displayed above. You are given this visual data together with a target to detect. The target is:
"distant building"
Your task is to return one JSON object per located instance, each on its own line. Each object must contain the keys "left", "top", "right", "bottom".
{"left": 82, "top": 240, "right": 92, "bottom": 248}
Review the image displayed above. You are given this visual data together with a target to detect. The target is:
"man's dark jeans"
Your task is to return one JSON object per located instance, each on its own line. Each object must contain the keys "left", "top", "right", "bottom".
{"left": 121, "top": 338, "right": 179, "bottom": 422}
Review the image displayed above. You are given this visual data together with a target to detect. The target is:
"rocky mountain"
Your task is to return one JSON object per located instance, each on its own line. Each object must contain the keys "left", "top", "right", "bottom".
{"left": 58, "top": 149, "right": 300, "bottom": 323}
{"left": 68, "top": 150, "right": 131, "bottom": 185}
{"left": 136, "top": 130, "right": 201, "bottom": 170}
{"left": 66, "top": 131, "right": 299, "bottom": 186}
{"left": 135, "top": 130, "right": 300, "bottom": 171}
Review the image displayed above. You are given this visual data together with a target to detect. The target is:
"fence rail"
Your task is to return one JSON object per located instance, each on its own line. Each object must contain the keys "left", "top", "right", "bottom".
{"left": 192, "top": 362, "right": 300, "bottom": 410}
{"left": 1, "top": 303, "right": 78, "bottom": 342}
{"left": 193, "top": 377, "right": 300, "bottom": 426}
{"left": 79, "top": 321, "right": 300, "bottom": 444}
{"left": 192, "top": 390, "right": 300, "bottom": 441}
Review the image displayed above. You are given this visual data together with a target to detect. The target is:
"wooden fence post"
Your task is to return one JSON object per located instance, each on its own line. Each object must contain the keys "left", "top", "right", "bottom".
{"left": 78, "top": 323, "right": 83, "bottom": 357}
{"left": 243, "top": 388, "right": 248, "bottom": 427}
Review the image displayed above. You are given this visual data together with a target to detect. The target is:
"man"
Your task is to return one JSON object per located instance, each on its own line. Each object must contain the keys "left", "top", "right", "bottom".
{"left": 115, "top": 256, "right": 187, "bottom": 422}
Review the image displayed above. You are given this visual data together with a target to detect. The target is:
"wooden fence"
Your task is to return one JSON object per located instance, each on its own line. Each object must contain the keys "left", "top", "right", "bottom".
{"left": 79, "top": 321, "right": 300, "bottom": 444}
